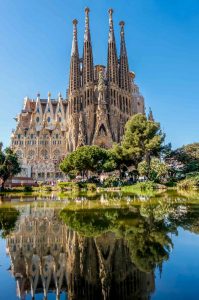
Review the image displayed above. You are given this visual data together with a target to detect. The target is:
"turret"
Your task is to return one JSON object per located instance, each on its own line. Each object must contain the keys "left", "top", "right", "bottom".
{"left": 82, "top": 7, "right": 94, "bottom": 86}
{"left": 119, "top": 21, "right": 131, "bottom": 92}
{"left": 148, "top": 107, "right": 154, "bottom": 121}
{"left": 107, "top": 9, "right": 118, "bottom": 85}
{"left": 68, "top": 19, "right": 81, "bottom": 94}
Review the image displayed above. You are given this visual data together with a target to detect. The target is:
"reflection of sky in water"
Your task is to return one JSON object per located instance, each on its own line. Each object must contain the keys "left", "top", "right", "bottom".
{"left": 154, "top": 228, "right": 199, "bottom": 300}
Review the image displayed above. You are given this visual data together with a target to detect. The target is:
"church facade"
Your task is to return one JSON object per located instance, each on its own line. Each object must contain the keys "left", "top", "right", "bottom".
{"left": 11, "top": 8, "right": 145, "bottom": 181}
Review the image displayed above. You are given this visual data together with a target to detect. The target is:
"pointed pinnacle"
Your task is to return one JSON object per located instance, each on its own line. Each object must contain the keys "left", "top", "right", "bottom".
{"left": 108, "top": 8, "right": 115, "bottom": 43}
{"left": 72, "top": 19, "right": 78, "bottom": 26}
{"left": 108, "top": 8, "right": 114, "bottom": 15}
{"left": 119, "top": 21, "right": 125, "bottom": 35}
{"left": 71, "top": 19, "right": 78, "bottom": 56}
{"left": 85, "top": 7, "right": 90, "bottom": 14}
{"left": 84, "top": 7, "right": 90, "bottom": 42}
{"left": 119, "top": 21, "right": 125, "bottom": 27}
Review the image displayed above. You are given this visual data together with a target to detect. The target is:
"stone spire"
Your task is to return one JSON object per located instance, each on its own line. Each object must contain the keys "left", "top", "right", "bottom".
{"left": 69, "top": 19, "right": 81, "bottom": 94}
{"left": 119, "top": 21, "right": 130, "bottom": 92}
{"left": 148, "top": 107, "right": 154, "bottom": 121}
{"left": 82, "top": 7, "right": 94, "bottom": 86}
{"left": 107, "top": 9, "right": 118, "bottom": 85}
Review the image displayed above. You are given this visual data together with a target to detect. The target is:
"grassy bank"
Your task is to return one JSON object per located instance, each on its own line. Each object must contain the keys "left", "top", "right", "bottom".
{"left": 121, "top": 181, "right": 167, "bottom": 193}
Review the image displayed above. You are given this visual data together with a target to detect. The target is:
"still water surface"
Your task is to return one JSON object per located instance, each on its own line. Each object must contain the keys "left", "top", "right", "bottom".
{"left": 1, "top": 191, "right": 199, "bottom": 299}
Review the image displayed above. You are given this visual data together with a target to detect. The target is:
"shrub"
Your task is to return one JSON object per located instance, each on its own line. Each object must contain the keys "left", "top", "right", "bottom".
{"left": 76, "top": 182, "right": 87, "bottom": 189}
{"left": 122, "top": 181, "right": 157, "bottom": 192}
{"left": 57, "top": 182, "right": 79, "bottom": 192}
{"left": 23, "top": 186, "right": 33, "bottom": 192}
{"left": 42, "top": 186, "right": 52, "bottom": 192}
{"left": 165, "top": 181, "right": 177, "bottom": 187}
{"left": 103, "top": 176, "right": 120, "bottom": 188}
{"left": 86, "top": 183, "right": 97, "bottom": 191}
{"left": 177, "top": 176, "right": 199, "bottom": 190}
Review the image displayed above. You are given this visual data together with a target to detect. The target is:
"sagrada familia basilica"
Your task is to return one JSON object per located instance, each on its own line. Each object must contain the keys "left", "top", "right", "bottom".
{"left": 11, "top": 8, "right": 145, "bottom": 181}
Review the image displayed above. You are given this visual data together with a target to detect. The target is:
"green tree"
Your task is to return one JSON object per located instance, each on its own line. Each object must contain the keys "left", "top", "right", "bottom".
{"left": 122, "top": 114, "right": 165, "bottom": 174}
{"left": 60, "top": 145, "right": 113, "bottom": 177}
{"left": 167, "top": 143, "right": 199, "bottom": 174}
{"left": 107, "top": 144, "right": 130, "bottom": 178}
{"left": 138, "top": 157, "right": 169, "bottom": 182}
{"left": 0, "top": 144, "right": 21, "bottom": 190}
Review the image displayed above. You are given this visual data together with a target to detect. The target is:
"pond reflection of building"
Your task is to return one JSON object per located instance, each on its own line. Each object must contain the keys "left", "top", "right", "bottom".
{"left": 6, "top": 206, "right": 155, "bottom": 300}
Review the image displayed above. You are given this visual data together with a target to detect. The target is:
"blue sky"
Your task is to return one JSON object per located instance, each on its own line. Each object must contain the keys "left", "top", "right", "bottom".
{"left": 0, "top": 0, "right": 199, "bottom": 148}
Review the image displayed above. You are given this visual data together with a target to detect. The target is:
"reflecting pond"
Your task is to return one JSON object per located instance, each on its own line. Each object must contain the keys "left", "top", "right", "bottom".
{"left": 1, "top": 191, "right": 199, "bottom": 299}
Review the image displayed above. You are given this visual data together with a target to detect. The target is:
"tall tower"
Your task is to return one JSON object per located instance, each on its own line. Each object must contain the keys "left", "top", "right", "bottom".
{"left": 119, "top": 21, "right": 131, "bottom": 93}
{"left": 82, "top": 7, "right": 95, "bottom": 144}
{"left": 107, "top": 9, "right": 118, "bottom": 85}
{"left": 107, "top": 9, "right": 120, "bottom": 142}
{"left": 69, "top": 19, "right": 81, "bottom": 96}
{"left": 82, "top": 7, "right": 94, "bottom": 87}
{"left": 67, "top": 19, "right": 81, "bottom": 151}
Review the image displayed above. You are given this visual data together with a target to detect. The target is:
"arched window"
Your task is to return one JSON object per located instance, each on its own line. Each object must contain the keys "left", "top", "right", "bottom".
{"left": 53, "top": 149, "right": 61, "bottom": 160}
{"left": 41, "top": 149, "right": 48, "bottom": 160}
{"left": 27, "top": 150, "right": 35, "bottom": 160}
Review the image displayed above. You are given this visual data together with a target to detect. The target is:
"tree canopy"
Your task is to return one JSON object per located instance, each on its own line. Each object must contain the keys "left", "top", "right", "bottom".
{"left": 138, "top": 158, "right": 169, "bottom": 182}
{"left": 0, "top": 144, "right": 21, "bottom": 190}
{"left": 168, "top": 143, "right": 199, "bottom": 174}
{"left": 60, "top": 145, "right": 115, "bottom": 176}
{"left": 121, "top": 114, "right": 165, "bottom": 168}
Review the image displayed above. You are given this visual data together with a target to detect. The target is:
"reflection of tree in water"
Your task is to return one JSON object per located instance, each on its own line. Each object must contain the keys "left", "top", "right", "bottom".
{"left": 168, "top": 203, "right": 199, "bottom": 234}
{"left": 5, "top": 198, "right": 199, "bottom": 300}
{"left": 0, "top": 207, "right": 19, "bottom": 238}
{"left": 60, "top": 203, "right": 176, "bottom": 273}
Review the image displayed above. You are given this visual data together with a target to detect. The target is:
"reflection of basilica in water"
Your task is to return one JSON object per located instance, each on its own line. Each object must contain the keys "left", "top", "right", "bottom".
{"left": 6, "top": 205, "right": 155, "bottom": 300}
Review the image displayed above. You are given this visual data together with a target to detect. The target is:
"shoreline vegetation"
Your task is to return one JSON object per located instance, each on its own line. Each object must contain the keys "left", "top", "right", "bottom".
{"left": 1, "top": 178, "right": 199, "bottom": 199}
